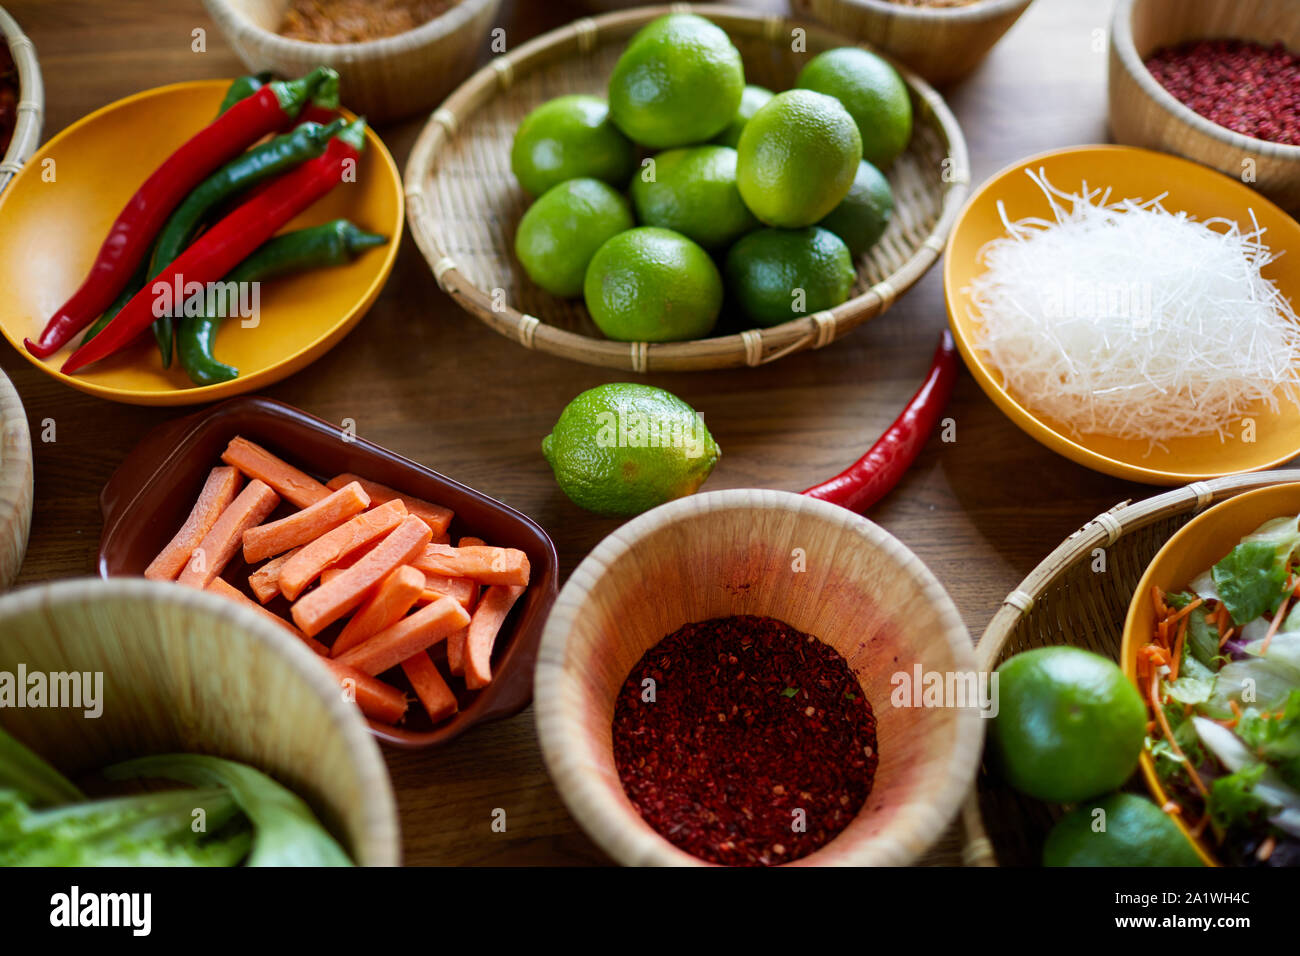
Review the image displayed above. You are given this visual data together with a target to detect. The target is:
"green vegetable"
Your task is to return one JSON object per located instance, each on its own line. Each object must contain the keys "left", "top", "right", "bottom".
{"left": 1237, "top": 689, "right": 1300, "bottom": 790}
{"left": 1184, "top": 606, "right": 1222, "bottom": 670}
{"left": 0, "top": 727, "right": 82, "bottom": 807}
{"left": 1205, "top": 657, "right": 1300, "bottom": 720}
{"left": 1212, "top": 517, "right": 1300, "bottom": 625}
{"left": 1207, "top": 763, "right": 1271, "bottom": 830}
{"left": 105, "top": 754, "right": 352, "bottom": 867}
{"left": 217, "top": 72, "right": 275, "bottom": 116}
{"left": 1148, "top": 701, "right": 1205, "bottom": 787}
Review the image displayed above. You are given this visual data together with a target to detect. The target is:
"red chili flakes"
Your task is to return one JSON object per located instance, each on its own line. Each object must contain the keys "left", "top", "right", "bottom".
{"left": 1145, "top": 39, "right": 1300, "bottom": 146}
{"left": 611, "top": 615, "right": 878, "bottom": 866}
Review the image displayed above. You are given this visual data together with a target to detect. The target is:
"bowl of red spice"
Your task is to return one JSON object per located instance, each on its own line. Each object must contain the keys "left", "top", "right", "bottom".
{"left": 1109, "top": 0, "right": 1300, "bottom": 213}
{"left": 201, "top": 0, "right": 502, "bottom": 124}
{"left": 534, "top": 488, "right": 983, "bottom": 867}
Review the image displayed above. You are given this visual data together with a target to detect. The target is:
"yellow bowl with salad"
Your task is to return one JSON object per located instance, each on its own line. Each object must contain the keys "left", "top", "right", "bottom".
{"left": 1122, "top": 482, "right": 1300, "bottom": 867}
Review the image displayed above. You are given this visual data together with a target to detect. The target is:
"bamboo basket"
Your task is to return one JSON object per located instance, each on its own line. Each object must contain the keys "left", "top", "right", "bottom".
{"left": 404, "top": 3, "right": 969, "bottom": 372}
{"left": 0, "top": 365, "right": 31, "bottom": 590}
{"left": 0, "top": 4, "right": 43, "bottom": 195}
{"left": 960, "top": 469, "right": 1300, "bottom": 867}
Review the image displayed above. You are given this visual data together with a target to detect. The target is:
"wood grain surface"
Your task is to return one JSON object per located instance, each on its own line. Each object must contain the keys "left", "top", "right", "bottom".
{"left": 1, "top": 0, "right": 1166, "bottom": 865}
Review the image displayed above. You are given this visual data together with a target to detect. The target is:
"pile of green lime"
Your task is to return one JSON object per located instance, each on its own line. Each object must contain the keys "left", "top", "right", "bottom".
{"left": 511, "top": 14, "right": 911, "bottom": 340}
{"left": 990, "top": 646, "right": 1202, "bottom": 867}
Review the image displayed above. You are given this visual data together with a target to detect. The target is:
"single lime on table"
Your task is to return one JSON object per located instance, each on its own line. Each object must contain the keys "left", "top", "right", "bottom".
{"left": 511, "top": 94, "right": 637, "bottom": 197}
{"left": 1043, "top": 793, "right": 1203, "bottom": 867}
{"left": 542, "top": 383, "right": 720, "bottom": 517}
{"left": 630, "top": 146, "right": 759, "bottom": 251}
{"left": 797, "top": 47, "right": 913, "bottom": 169}
{"left": 725, "top": 227, "right": 855, "bottom": 327}
{"left": 817, "top": 159, "right": 894, "bottom": 257}
{"left": 515, "top": 178, "right": 635, "bottom": 298}
{"left": 712, "top": 84, "right": 775, "bottom": 149}
{"left": 584, "top": 227, "right": 723, "bottom": 342}
{"left": 736, "top": 89, "right": 862, "bottom": 228}
{"left": 608, "top": 13, "right": 745, "bottom": 149}
{"left": 990, "top": 646, "right": 1147, "bottom": 804}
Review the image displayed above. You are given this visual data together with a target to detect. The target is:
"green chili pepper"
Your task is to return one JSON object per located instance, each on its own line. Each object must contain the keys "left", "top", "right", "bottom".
{"left": 217, "top": 72, "right": 274, "bottom": 116}
{"left": 178, "top": 220, "right": 387, "bottom": 386}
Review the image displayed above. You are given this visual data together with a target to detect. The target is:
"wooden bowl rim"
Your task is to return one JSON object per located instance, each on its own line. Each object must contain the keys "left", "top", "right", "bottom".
{"left": 0, "top": 365, "right": 32, "bottom": 590}
{"left": 200, "top": 0, "right": 501, "bottom": 57}
{"left": 0, "top": 576, "right": 401, "bottom": 865}
{"left": 0, "top": 5, "right": 44, "bottom": 196}
{"left": 1109, "top": 0, "right": 1300, "bottom": 161}
{"left": 535, "top": 487, "right": 983, "bottom": 866}
{"left": 403, "top": 2, "right": 971, "bottom": 373}
{"left": 815, "top": 0, "right": 1036, "bottom": 24}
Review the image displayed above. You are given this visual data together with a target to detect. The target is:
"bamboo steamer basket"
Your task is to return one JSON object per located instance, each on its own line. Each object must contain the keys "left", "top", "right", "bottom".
{"left": 1109, "top": 0, "right": 1300, "bottom": 214}
{"left": 0, "top": 3, "right": 43, "bottom": 195}
{"left": 0, "top": 365, "right": 31, "bottom": 590}
{"left": 960, "top": 469, "right": 1300, "bottom": 867}
{"left": 790, "top": 0, "right": 1035, "bottom": 88}
{"left": 404, "top": 3, "right": 969, "bottom": 373}
{"left": 200, "top": 0, "right": 503, "bottom": 124}
{"left": 0, "top": 578, "right": 400, "bottom": 865}
{"left": 535, "top": 489, "right": 984, "bottom": 866}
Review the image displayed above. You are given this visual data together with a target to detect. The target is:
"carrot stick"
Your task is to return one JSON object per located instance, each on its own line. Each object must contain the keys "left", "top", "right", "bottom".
{"left": 444, "top": 535, "right": 484, "bottom": 676}
{"left": 205, "top": 576, "right": 328, "bottom": 656}
{"left": 1149, "top": 670, "right": 1209, "bottom": 798}
{"left": 242, "top": 480, "right": 370, "bottom": 563}
{"left": 221, "top": 436, "right": 329, "bottom": 509}
{"left": 326, "top": 473, "right": 452, "bottom": 536}
{"left": 463, "top": 584, "right": 526, "bottom": 690}
{"left": 417, "top": 574, "right": 477, "bottom": 608}
{"left": 248, "top": 547, "right": 301, "bottom": 604}
{"left": 176, "top": 480, "right": 280, "bottom": 589}
{"left": 332, "top": 565, "right": 426, "bottom": 658}
{"left": 334, "top": 596, "right": 469, "bottom": 676}
{"left": 145, "top": 466, "right": 243, "bottom": 581}
{"left": 401, "top": 652, "right": 458, "bottom": 724}
{"left": 323, "top": 659, "right": 408, "bottom": 724}
{"left": 1170, "top": 614, "right": 1189, "bottom": 681}
{"left": 278, "top": 499, "right": 407, "bottom": 600}
{"left": 413, "top": 544, "right": 530, "bottom": 586}
{"left": 1167, "top": 597, "right": 1204, "bottom": 624}
{"left": 1260, "top": 594, "right": 1292, "bottom": 656}
{"left": 291, "top": 515, "right": 432, "bottom": 637}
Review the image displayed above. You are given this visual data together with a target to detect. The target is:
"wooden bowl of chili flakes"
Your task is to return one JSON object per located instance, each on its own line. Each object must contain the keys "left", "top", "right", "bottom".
{"left": 201, "top": 0, "right": 502, "bottom": 124}
{"left": 534, "top": 488, "right": 984, "bottom": 867}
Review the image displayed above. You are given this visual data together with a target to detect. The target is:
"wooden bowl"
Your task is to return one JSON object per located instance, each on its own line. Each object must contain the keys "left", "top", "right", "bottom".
{"left": 791, "top": 0, "right": 1036, "bottom": 88}
{"left": 0, "top": 577, "right": 400, "bottom": 865}
{"left": 97, "top": 395, "right": 559, "bottom": 749}
{"left": 0, "top": 4, "right": 43, "bottom": 195}
{"left": 404, "top": 3, "right": 969, "bottom": 372}
{"left": 1109, "top": 0, "right": 1300, "bottom": 214}
{"left": 964, "top": 469, "right": 1300, "bottom": 866}
{"left": 944, "top": 144, "right": 1300, "bottom": 486}
{"left": 0, "top": 365, "right": 32, "bottom": 590}
{"left": 535, "top": 488, "right": 983, "bottom": 866}
{"left": 0, "top": 80, "right": 402, "bottom": 406}
{"left": 1119, "top": 482, "right": 1300, "bottom": 868}
{"left": 201, "top": 0, "right": 503, "bottom": 124}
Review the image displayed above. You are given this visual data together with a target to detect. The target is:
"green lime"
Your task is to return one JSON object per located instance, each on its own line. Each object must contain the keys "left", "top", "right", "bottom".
{"left": 1043, "top": 794, "right": 1203, "bottom": 867}
{"left": 797, "top": 47, "right": 912, "bottom": 169}
{"left": 511, "top": 95, "right": 637, "bottom": 197}
{"left": 712, "top": 84, "right": 775, "bottom": 149}
{"left": 725, "top": 227, "right": 855, "bottom": 327}
{"left": 584, "top": 227, "right": 723, "bottom": 342}
{"left": 515, "top": 179, "right": 635, "bottom": 298}
{"left": 542, "top": 383, "right": 720, "bottom": 517}
{"left": 630, "top": 146, "right": 759, "bottom": 251}
{"left": 736, "top": 89, "right": 862, "bottom": 228}
{"left": 990, "top": 646, "right": 1147, "bottom": 804}
{"left": 817, "top": 159, "right": 894, "bottom": 257}
{"left": 608, "top": 13, "right": 745, "bottom": 149}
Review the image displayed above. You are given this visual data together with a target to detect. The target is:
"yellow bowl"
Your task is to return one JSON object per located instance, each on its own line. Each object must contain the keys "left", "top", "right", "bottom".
{"left": 0, "top": 79, "right": 403, "bottom": 406}
{"left": 1120, "top": 481, "right": 1300, "bottom": 867}
{"left": 944, "top": 144, "right": 1300, "bottom": 485}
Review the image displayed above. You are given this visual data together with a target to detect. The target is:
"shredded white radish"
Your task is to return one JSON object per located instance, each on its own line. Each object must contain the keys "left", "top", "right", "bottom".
{"left": 965, "top": 169, "right": 1300, "bottom": 445}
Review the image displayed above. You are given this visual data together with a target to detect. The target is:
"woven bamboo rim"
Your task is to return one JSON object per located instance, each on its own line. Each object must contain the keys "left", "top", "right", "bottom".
{"left": 960, "top": 468, "right": 1300, "bottom": 866}
{"left": 404, "top": 3, "right": 970, "bottom": 372}
{"left": 0, "top": 365, "right": 31, "bottom": 590}
{"left": 0, "top": 5, "right": 43, "bottom": 195}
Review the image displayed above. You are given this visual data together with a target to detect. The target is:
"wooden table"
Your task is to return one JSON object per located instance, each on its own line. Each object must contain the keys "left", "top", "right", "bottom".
{"left": 2, "top": 0, "right": 1146, "bottom": 865}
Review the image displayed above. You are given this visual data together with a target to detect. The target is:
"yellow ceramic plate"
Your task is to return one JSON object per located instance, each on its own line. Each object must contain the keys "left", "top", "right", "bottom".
{"left": 1120, "top": 481, "right": 1300, "bottom": 867}
{"left": 0, "top": 80, "right": 402, "bottom": 405}
{"left": 944, "top": 145, "right": 1300, "bottom": 485}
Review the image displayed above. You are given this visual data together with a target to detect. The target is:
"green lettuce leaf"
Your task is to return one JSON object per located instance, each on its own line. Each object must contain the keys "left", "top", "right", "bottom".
{"left": 1207, "top": 763, "right": 1271, "bottom": 830}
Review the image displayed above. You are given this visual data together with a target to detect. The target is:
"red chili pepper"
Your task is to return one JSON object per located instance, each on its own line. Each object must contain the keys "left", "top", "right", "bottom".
{"left": 61, "top": 118, "right": 367, "bottom": 374}
{"left": 801, "top": 329, "right": 958, "bottom": 512}
{"left": 24, "top": 68, "right": 337, "bottom": 360}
